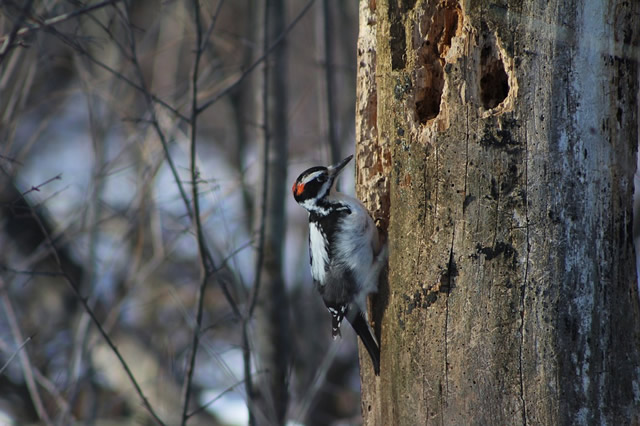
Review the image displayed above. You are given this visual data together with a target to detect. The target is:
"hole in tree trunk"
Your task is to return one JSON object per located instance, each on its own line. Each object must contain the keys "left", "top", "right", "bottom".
{"left": 414, "top": 1, "right": 463, "bottom": 124}
{"left": 479, "top": 23, "right": 510, "bottom": 110}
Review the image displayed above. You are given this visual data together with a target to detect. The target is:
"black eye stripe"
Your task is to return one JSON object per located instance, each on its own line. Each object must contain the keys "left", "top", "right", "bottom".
{"left": 303, "top": 179, "right": 323, "bottom": 195}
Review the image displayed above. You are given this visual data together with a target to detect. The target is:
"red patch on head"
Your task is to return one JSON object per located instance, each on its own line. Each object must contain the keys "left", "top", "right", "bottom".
{"left": 293, "top": 182, "right": 305, "bottom": 196}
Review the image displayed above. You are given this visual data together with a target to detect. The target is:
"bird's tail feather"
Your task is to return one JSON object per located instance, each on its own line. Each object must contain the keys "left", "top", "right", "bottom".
{"left": 348, "top": 311, "right": 380, "bottom": 375}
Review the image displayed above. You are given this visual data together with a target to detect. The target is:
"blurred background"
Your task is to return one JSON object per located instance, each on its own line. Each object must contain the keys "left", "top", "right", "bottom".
{"left": 2, "top": 2, "right": 640, "bottom": 425}
{"left": 0, "top": 0, "right": 365, "bottom": 424}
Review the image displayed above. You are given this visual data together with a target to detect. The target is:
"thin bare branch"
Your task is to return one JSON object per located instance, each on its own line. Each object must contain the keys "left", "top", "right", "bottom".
{"left": 20, "top": 173, "right": 62, "bottom": 197}
{"left": 242, "top": 320, "right": 255, "bottom": 425}
{"left": 59, "top": 264, "right": 167, "bottom": 425}
{"left": 0, "top": 278, "right": 51, "bottom": 425}
{"left": 181, "top": 2, "right": 235, "bottom": 424}
{"left": 181, "top": 0, "right": 207, "bottom": 421}
{"left": 29, "top": 6, "right": 189, "bottom": 123}
{"left": 0, "top": 0, "right": 125, "bottom": 44}
{"left": 77, "top": 51, "right": 189, "bottom": 122}
{"left": 293, "top": 342, "right": 340, "bottom": 422}
{"left": 187, "top": 376, "right": 248, "bottom": 419}
{"left": 1, "top": 177, "right": 168, "bottom": 425}
{"left": 0, "top": 264, "right": 65, "bottom": 277}
{"left": 0, "top": 335, "right": 74, "bottom": 418}
{"left": 0, "top": 0, "right": 35, "bottom": 65}
{"left": 197, "top": 0, "right": 316, "bottom": 114}
{"left": 200, "top": 0, "right": 226, "bottom": 53}
{"left": 0, "top": 154, "right": 23, "bottom": 165}
{"left": 111, "top": 5, "right": 195, "bottom": 222}
{"left": 0, "top": 334, "right": 32, "bottom": 376}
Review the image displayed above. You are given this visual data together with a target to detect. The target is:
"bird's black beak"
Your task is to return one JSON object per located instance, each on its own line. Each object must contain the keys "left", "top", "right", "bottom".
{"left": 327, "top": 155, "right": 353, "bottom": 178}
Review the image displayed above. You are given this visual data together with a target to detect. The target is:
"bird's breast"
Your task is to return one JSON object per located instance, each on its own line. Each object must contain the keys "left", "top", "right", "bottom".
{"left": 309, "top": 221, "right": 329, "bottom": 284}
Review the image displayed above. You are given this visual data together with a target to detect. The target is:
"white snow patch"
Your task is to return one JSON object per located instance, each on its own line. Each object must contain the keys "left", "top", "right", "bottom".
{"left": 200, "top": 389, "right": 248, "bottom": 425}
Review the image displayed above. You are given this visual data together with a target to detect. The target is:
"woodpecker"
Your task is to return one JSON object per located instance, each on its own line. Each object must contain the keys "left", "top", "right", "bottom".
{"left": 292, "top": 154, "right": 387, "bottom": 375}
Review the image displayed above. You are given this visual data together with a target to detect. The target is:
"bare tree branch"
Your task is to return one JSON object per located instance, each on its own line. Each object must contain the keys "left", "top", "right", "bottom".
{"left": 0, "top": 278, "right": 51, "bottom": 425}
{"left": 107, "top": 5, "right": 241, "bottom": 322}
{"left": 0, "top": 333, "right": 32, "bottom": 376}
{"left": 0, "top": 177, "right": 168, "bottom": 425}
{"left": 0, "top": 0, "right": 124, "bottom": 45}
{"left": 242, "top": 319, "right": 256, "bottom": 425}
{"left": 27, "top": 4, "right": 190, "bottom": 123}
{"left": 197, "top": 0, "right": 316, "bottom": 114}
{"left": 0, "top": 0, "right": 35, "bottom": 65}
{"left": 20, "top": 174, "right": 62, "bottom": 197}
{"left": 0, "top": 0, "right": 363, "bottom": 423}
{"left": 180, "top": 1, "right": 226, "bottom": 423}
{"left": 187, "top": 375, "right": 249, "bottom": 419}
{"left": 0, "top": 264, "right": 65, "bottom": 277}
{"left": 0, "top": 154, "right": 23, "bottom": 165}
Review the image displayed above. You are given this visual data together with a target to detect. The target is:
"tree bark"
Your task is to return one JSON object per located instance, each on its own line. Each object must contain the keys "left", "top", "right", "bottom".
{"left": 356, "top": 0, "right": 640, "bottom": 424}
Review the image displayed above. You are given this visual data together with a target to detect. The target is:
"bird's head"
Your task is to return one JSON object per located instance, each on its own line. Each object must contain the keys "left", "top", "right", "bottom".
{"left": 292, "top": 155, "right": 352, "bottom": 207}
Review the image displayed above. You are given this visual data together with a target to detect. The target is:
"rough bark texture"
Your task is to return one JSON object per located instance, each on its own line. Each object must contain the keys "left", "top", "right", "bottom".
{"left": 356, "top": 0, "right": 640, "bottom": 424}
{"left": 355, "top": 0, "right": 389, "bottom": 418}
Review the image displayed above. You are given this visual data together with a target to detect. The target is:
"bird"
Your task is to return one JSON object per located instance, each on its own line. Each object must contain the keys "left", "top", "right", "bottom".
{"left": 292, "top": 154, "right": 387, "bottom": 375}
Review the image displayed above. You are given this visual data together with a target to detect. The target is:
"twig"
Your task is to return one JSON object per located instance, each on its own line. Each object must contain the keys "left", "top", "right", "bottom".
{"left": 197, "top": 0, "right": 316, "bottom": 114}
{"left": 112, "top": 5, "right": 196, "bottom": 224}
{"left": 58, "top": 67, "right": 112, "bottom": 426}
{"left": 0, "top": 0, "right": 125, "bottom": 44}
{"left": 0, "top": 0, "right": 35, "bottom": 65}
{"left": 187, "top": 376, "right": 248, "bottom": 419}
{"left": 0, "top": 153, "right": 24, "bottom": 166}
{"left": 293, "top": 342, "right": 340, "bottom": 423}
{"left": 0, "top": 335, "right": 75, "bottom": 418}
{"left": 57, "top": 273, "right": 167, "bottom": 425}
{"left": 199, "top": 0, "right": 225, "bottom": 53}
{"left": 0, "top": 278, "right": 51, "bottom": 425}
{"left": 0, "top": 334, "right": 32, "bottom": 376}
{"left": 241, "top": 320, "right": 255, "bottom": 424}
{"left": 32, "top": 361, "right": 75, "bottom": 418}
{"left": 31, "top": 6, "right": 188, "bottom": 123}
{"left": 7, "top": 183, "right": 167, "bottom": 425}
{"left": 79, "top": 51, "right": 188, "bottom": 122}
{"left": 20, "top": 173, "right": 62, "bottom": 197}
{"left": 0, "top": 264, "right": 65, "bottom": 277}
{"left": 180, "top": 2, "right": 230, "bottom": 425}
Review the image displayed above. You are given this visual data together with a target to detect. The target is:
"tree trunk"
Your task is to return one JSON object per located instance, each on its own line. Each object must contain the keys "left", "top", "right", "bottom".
{"left": 253, "top": 0, "right": 290, "bottom": 424}
{"left": 356, "top": 0, "right": 640, "bottom": 424}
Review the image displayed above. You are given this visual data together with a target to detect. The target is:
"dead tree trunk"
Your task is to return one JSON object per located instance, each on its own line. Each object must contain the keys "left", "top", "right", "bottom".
{"left": 356, "top": 0, "right": 640, "bottom": 424}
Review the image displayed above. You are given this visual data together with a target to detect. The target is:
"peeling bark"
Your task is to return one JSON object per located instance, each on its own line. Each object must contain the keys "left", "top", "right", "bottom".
{"left": 356, "top": 0, "right": 640, "bottom": 424}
